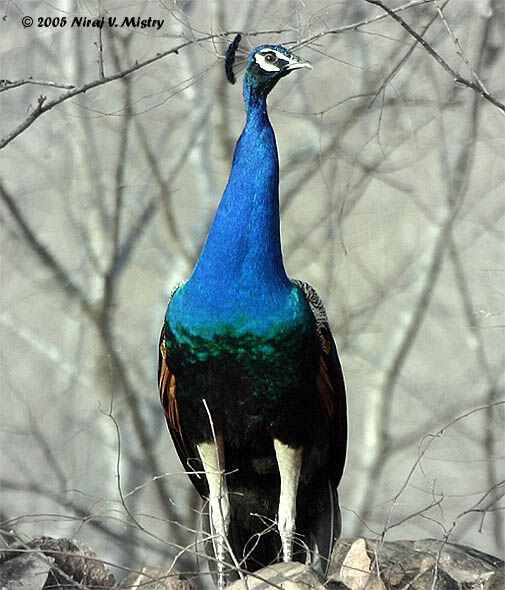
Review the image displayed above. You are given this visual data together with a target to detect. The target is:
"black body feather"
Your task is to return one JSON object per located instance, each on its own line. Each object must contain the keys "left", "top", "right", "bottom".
{"left": 159, "top": 281, "right": 346, "bottom": 574}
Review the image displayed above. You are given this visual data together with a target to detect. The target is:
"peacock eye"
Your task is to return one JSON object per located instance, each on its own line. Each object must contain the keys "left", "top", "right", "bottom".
{"left": 264, "top": 52, "right": 276, "bottom": 63}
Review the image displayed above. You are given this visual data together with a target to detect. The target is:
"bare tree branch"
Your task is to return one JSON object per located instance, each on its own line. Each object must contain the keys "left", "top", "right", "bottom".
{"left": 434, "top": 0, "right": 489, "bottom": 92}
{"left": 368, "top": 0, "right": 449, "bottom": 106}
{"left": 363, "top": 0, "right": 505, "bottom": 113}
{"left": 0, "top": 29, "right": 296, "bottom": 151}
{"left": 0, "top": 180, "right": 95, "bottom": 318}
{"left": 293, "top": 0, "right": 436, "bottom": 49}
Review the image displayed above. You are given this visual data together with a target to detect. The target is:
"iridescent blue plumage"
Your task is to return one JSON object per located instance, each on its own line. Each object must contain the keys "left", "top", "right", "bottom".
{"left": 168, "top": 45, "right": 310, "bottom": 339}
{"left": 159, "top": 40, "right": 347, "bottom": 584}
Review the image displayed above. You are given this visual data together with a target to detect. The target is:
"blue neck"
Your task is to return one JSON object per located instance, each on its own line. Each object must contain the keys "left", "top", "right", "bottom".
{"left": 191, "top": 95, "right": 288, "bottom": 292}
{"left": 168, "top": 88, "right": 309, "bottom": 338}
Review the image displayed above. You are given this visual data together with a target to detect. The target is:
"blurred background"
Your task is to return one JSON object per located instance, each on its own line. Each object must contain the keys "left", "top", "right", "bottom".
{"left": 1, "top": 0, "right": 504, "bottom": 583}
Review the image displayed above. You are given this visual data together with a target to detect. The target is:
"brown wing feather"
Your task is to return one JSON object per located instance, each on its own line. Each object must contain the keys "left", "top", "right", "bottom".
{"left": 158, "top": 324, "right": 208, "bottom": 496}
{"left": 158, "top": 338, "right": 182, "bottom": 437}
{"left": 316, "top": 353, "right": 335, "bottom": 422}
{"left": 158, "top": 283, "right": 209, "bottom": 497}
{"left": 158, "top": 327, "right": 194, "bottom": 462}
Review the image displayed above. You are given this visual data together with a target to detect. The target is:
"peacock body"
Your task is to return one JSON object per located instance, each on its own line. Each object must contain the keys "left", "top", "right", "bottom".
{"left": 159, "top": 40, "right": 347, "bottom": 583}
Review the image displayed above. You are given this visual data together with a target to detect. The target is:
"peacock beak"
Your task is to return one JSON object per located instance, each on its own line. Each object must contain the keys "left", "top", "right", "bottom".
{"left": 286, "top": 55, "right": 313, "bottom": 71}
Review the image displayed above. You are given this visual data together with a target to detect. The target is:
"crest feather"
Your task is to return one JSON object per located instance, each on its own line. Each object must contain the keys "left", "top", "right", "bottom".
{"left": 225, "top": 33, "right": 242, "bottom": 84}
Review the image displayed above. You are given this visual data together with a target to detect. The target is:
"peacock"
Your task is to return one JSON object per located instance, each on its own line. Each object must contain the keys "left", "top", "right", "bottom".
{"left": 158, "top": 35, "right": 347, "bottom": 585}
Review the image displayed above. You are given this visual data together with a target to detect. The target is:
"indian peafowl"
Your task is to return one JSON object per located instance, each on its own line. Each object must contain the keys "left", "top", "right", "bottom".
{"left": 158, "top": 36, "right": 347, "bottom": 585}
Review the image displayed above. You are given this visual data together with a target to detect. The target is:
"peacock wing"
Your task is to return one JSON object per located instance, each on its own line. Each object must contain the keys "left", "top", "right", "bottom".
{"left": 292, "top": 279, "right": 347, "bottom": 571}
{"left": 158, "top": 284, "right": 209, "bottom": 498}
{"left": 292, "top": 280, "right": 347, "bottom": 477}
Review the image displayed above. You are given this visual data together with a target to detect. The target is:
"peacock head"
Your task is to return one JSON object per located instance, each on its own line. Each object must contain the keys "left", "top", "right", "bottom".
{"left": 226, "top": 36, "right": 312, "bottom": 105}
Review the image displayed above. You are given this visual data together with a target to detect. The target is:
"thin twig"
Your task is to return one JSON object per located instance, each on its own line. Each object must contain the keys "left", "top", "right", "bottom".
{"left": 133, "top": 105, "right": 209, "bottom": 265}
{"left": 0, "top": 78, "right": 75, "bottom": 92}
{"left": 434, "top": 0, "right": 489, "bottom": 92}
{"left": 96, "top": 1, "right": 105, "bottom": 78}
{"left": 376, "top": 401, "right": 505, "bottom": 537}
{"left": 369, "top": 0, "right": 449, "bottom": 107}
{"left": 363, "top": 0, "right": 505, "bottom": 113}
{"left": 0, "top": 29, "right": 299, "bottom": 151}
{"left": 103, "top": 404, "right": 214, "bottom": 572}
{"left": 293, "top": 0, "right": 436, "bottom": 49}
{"left": 0, "top": 481, "right": 166, "bottom": 556}
{"left": 0, "top": 180, "right": 95, "bottom": 317}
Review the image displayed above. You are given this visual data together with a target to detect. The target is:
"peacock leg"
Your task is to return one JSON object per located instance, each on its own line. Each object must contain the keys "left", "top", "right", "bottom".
{"left": 197, "top": 434, "right": 229, "bottom": 589}
{"left": 273, "top": 439, "right": 303, "bottom": 562}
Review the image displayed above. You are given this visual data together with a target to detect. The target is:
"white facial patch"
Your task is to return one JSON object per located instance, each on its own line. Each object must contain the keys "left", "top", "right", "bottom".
{"left": 254, "top": 49, "right": 287, "bottom": 72}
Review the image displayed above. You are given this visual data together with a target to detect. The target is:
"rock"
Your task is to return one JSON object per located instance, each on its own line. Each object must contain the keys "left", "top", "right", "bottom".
{"left": 0, "top": 537, "right": 116, "bottom": 588}
{"left": 2, "top": 536, "right": 501, "bottom": 589}
{"left": 485, "top": 564, "right": 505, "bottom": 590}
{"left": 409, "top": 539, "right": 500, "bottom": 586}
{"left": 328, "top": 538, "right": 503, "bottom": 590}
{"left": 0, "top": 551, "right": 54, "bottom": 590}
{"left": 338, "top": 538, "right": 385, "bottom": 590}
{"left": 226, "top": 562, "right": 327, "bottom": 590}
{"left": 400, "top": 565, "right": 461, "bottom": 590}
{"left": 121, "top": 566, "right": 194, "bottom": 590}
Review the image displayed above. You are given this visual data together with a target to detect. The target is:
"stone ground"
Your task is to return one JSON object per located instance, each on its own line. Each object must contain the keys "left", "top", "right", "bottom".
{"left": 1, "top": 536, "right": 503, "bottom": 589}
